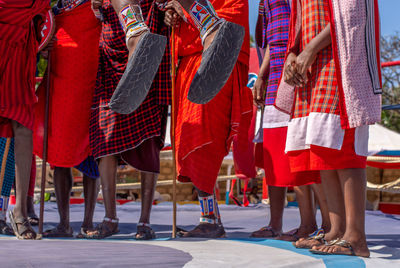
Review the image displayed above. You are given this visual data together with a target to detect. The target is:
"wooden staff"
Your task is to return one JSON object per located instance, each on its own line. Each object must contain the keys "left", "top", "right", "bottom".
{"left": 171, "top": 27, "right": 177, "bottom": 238}
{"left": 39, "top": 54, "right": 51, "bottom": 235}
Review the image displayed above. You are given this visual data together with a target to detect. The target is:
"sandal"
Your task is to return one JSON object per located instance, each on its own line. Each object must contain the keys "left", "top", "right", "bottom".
{"left": 8, "top": 210, "right": 37, "bottom": 240}
{"left": 293, "top": 228, "right": 325, "bottom": 249}
{"left": 0, "top": 219, "right": 14, "bottom": 236}
{"left": 85, "top": 217, "right": 119, "bottom": 239}
{"left": 28, "top": 213, "right": 39, "bottom": 226}
{"left": 277, "top": 228, "right": 301, "bottom": 242}
{"left": 250, "top": 226, "right": 282, "bottom": 238}
{"left": 309, "top": 238, "right": 356, "bottom": 256}
{"left": 76, "top": 227, "right": 94, "bottom": 239}
{"left": 179, "top": 223, "right": 226, "bottom": 238}
{"left": 43, "top": 225, "right": 73, "bottom": 238}
{"left": 135, "top": 223, "right": 156, "bottom": 240}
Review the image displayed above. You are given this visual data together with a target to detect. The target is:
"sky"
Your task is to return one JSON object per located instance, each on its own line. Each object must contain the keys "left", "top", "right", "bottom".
{"left": 248, "top": 0, "right": 400, "bottom": 38}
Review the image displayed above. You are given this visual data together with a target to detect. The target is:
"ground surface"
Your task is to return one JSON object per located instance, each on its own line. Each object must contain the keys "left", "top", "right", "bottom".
{"left": 1, "top": 202, "right": 399, "bottom": 267}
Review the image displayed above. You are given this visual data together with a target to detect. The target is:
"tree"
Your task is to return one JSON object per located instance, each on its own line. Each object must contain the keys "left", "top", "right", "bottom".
{"left": 380, "top": 33, "right": 400, "bottom": 131}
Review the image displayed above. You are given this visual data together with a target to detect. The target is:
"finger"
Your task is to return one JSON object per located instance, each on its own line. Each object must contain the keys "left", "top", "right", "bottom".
{"left": 291, "top": 74, "right": 302, "bottom": 86}
{"left": 285, "top": 65, "right": 296, "bottom": 80}
{"left": 256, "top": 100, "right": 265, "bottom": 107}
{"left": 294, "top": 72, "right": 304, "bottom": 84}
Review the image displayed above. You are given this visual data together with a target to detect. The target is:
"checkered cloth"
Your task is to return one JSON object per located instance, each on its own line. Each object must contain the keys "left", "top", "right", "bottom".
{"left": 90, "top": 0, "right": 170, "bottom": 159}
{"left": 0, "top": 138, "right": 14, "bottom": 197}
{"left": 292, "top": 0, "right": 338, "bottom": 118}
{"left": 259, "top": 0, "right": 291, "bottom": 105}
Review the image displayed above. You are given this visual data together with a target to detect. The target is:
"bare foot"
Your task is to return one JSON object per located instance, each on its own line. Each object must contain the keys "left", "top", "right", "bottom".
{"left": 278, "top": 226, "right": 316, "bottom": 242}
{"left": 294, "top": 237, "right": 324, "bottom": 249}
{"left": 311, "top": 238, "right": 370, "bottom": 257}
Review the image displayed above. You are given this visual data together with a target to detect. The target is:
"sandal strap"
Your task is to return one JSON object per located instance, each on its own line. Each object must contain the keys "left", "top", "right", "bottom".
{"left": 335, "top": 239, "right": 353, "bottom": 249}
{"left": 328, "top": 239, "right": 356, "bottom": 256}
{"left": 137, "top": 222, "right": 151, "bottom": 227}
{"left": 18, "top": 220, "right": 35, "bottom": 236}
{"left": 327, "top": 237, "right": 341, "bottom": 246}
{"left": 260, "top": 226, "right": 281, "bottom": 237}
{"left": 104, "top": 217, "right": 119, "bottom": 223}
{"left": 308, "top": 228, "right": 325, "bottom": 240}
{"left": 200, "top": 217, "right": 216, "bottom": 224}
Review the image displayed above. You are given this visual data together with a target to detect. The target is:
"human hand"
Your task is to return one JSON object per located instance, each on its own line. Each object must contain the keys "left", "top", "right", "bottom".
{"left": 164, "top": 0, "right": 185, "bottom": 28}
{"left": 284, "top": 52, "right": 303, "bottom": 87}
{"left": 295, "top": 47, "right": 316, "bottom": 86}
{"left": 253, "top": 76, "right": 267, "bottom": 107}
{"left": 40, "top": 36, "right": 57, "bottom": 59}
{"left": 91, "top": 0, "right": 103, "bottom": 10}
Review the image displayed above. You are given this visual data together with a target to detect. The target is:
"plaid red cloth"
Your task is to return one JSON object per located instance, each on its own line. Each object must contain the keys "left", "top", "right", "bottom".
{"left": 292, "top": 0, "right": 338, "bottom": 119}
{"left": 260, "top": 0, "right": 291, "bottom": 105}
{"left": 89, "top": 0, "right": 170, "bottom": 159}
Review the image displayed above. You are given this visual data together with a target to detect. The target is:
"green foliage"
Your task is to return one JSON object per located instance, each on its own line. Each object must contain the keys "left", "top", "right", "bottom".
{"left": 37, "top": 56, "right": 48, "bottom": 78}
{"left": 250, "top": 35, "right": 255, "bottom": 47}
{"left": 381, "top": 33, "right": 400, "bottom": 132}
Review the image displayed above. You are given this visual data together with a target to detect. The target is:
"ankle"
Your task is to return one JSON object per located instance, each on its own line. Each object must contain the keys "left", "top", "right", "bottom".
{"left": 298, "top": 223, "right": 317, "bottom": 234}
{"left": 81, "top": 221, "right": 93, "bottom": 229}
{"left": 268, "top": 222, "right": 282, "bottom": 232}
{"left": 58, "top": 222, "right": 70, "bottom": 230}
{"left": 324, "top": 230, "right": 344, "bottom": 241}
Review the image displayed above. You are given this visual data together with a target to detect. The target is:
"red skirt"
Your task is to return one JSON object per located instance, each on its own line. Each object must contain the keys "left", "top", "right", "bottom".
{"left": 0, "top": 105, "right": 34, "bottom": 137}
{"left": 0, "top": 1, "right": 48, "bottom": 137}
{"left": 174, "top": 56, "right": 253, "bottom": 194}
{"left": 288, "top": 128, "right": 367, "bottom": 172}
{"left": 33, "top": 2, "right": 101, "bottom": 167}
{"left": 233, "top": 105, "right": 257, "bottom": 179}
{"left": 263, "top": 127, "right": 320, "bottom": 187}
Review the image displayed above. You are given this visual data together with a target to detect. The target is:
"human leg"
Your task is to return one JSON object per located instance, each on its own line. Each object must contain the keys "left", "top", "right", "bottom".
{"left": 136, "top": 171, "right": 158, "bottom": 240}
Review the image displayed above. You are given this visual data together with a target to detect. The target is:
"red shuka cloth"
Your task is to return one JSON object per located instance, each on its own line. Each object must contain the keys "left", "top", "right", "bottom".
{"left": 173, "top": 0, "right": 252, "bottom": 194}
{"left": 33, "top": 2, "right": 101, "bottom": 167}
{"left": 0, "top": 0, "right": 49, "bottom": 137}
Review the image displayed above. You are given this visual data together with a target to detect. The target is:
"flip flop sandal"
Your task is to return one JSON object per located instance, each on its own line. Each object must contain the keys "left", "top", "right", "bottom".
{"left": 0, "top": 219, "right": 14, "bottom": 236}
{"left": 188, "top": 20, "right": 245, "bottom": 104}
{"left": 85, "top": 217, "right": 119, "bottom": 239}
{"left": 309, "top": 239, "right": 356, "bottom": 256}
{"left": 250, "top": 226, "right": 282, "bottom": 238}
{"left": 180, "top": 223, "right": 226, "bottom": 238}
{"left": 28, "top": 213, "right": 39, "bottom": 226}
{"left": 108, "top": 31, "right": 167, "bottom": 114}
{"left": 175, "top": 227, "right": 188, "bottom": 237}
{"left": 8, "top": 210, "right": 37, "bottom": 240}
{"left": 43, "top": 226, "right": 74, "bottom": 238}
{"left": 135, "top": 223, "right": 156, "bottom": 240}
{"left": 293, "top": 228, "right": 325, "bottom": 248}
{"left": 75, "top": 227, "right": 94, "bottom": 239}
{"left": 277, "top": 228, "right": 300, "bottom": 242}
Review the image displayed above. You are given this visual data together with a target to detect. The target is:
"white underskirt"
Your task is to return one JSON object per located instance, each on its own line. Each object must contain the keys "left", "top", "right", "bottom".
{"left": 285, "top": 112, "right": 369, "bottom": 156}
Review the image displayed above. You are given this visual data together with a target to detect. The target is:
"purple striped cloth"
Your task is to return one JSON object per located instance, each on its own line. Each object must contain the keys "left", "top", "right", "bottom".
{"left": 259, "top": 0, "right": 290, "bottom": 105}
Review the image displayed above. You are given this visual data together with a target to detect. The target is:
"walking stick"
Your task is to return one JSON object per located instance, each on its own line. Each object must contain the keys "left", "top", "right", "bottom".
{"left": 39, "top": 54, "right": 51, "bottom": 235}
{"left": 171, "top": 27, "right": 177, "bottom": 238}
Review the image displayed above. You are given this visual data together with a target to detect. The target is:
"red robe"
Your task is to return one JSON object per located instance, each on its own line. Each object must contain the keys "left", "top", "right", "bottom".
{"left": 173, "top": 0, "right": 252, "bottom": 194}
{"left": 0, "top": 0, "right": 49, "bottom": 137}
{"left": 33, "top": 2, "right": 101, "bottom": 167}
